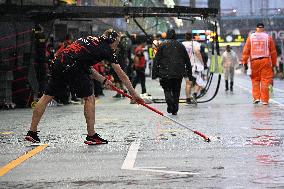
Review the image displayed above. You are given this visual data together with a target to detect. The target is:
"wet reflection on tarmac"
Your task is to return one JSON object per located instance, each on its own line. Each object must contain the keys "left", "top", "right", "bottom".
{"left": 1, "top": 77, "right": 284, "bottom": 188}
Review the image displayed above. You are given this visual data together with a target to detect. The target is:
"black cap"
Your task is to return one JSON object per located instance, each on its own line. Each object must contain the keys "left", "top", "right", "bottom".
{"left": 101, "top": 29, "right": 119, "bottom": 44}
{"left": 256, "top": 23, "right": 264, "bottom": 28}
{"left": 166, "top": 29, "right": 176, "bottom": 39}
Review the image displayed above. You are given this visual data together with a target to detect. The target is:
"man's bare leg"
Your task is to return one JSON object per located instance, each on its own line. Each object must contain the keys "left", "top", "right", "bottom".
{"left": 29, "top": 94, "right": 54, "bottom": 132}
{"left": 194, "top": 85, "right": 201, "bottom": 94}
{"left": 84, "top": 95, "right": 96, "bottom": 136}
{"left": 185, "top": 79, "right": 192, "bottom": 99}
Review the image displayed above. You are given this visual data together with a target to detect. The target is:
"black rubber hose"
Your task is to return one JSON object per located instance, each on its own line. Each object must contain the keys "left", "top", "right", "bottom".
{"left": 196, "top": 72, "right": 213, "bottom": 99}
{"left": 196, "top": 73, "right": 221, "bottom": 103}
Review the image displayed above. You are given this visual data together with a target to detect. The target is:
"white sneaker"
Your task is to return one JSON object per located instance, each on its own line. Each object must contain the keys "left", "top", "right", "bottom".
{"left": 262, "top": 102, "right": 268, "bottom": 105}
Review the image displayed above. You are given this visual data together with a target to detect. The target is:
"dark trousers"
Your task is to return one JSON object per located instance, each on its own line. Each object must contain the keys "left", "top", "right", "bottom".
{"left": 94, "top": 80, "right": 103, "bottom": 97}
{"left": 132, "top": 70, "right": 146, "bottom": 94}
{"left": 159, "top": 78, "right": 182, "bottom": 114}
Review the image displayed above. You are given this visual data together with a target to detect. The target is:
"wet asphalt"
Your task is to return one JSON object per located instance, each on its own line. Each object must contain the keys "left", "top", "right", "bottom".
{"left": 0, "top": 73, "right": 284, "bottom": 188}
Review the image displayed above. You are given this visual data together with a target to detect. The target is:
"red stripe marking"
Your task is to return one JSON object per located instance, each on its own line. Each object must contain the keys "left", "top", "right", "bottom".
{"left": 12, "top": 77, "right": 27, "bottom": 82}
{"left": 0, "top": 66, "right": 28, "bottom": 72}
{"left": 2, "top": 55, "right": 23, "bottom": 62}
{"left": 0, "top": 29, "right": 32, "bottom": 41}
{"left": 0, "top": 41, "right": 31, "bottom": 52}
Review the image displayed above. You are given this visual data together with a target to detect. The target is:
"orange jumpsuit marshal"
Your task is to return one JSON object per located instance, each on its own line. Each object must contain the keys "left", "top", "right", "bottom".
{"left": 242, "top": 23, "right": 277, "bottom": 105}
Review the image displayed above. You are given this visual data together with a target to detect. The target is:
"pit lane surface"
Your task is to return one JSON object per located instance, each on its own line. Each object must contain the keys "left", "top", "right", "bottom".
{"left": 0, "top": 73, "right": 283, "bottom": 188}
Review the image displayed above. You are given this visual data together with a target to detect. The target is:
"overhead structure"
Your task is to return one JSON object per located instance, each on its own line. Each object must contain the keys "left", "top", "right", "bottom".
{"left": 0, "top": 3, "right": 220, "bottom": 106}
{"left": 0, "top": 4, "right": 218, "bottom": 20}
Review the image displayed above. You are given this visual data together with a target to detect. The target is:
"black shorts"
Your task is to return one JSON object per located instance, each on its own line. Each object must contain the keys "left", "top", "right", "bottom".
{"left": 45, "top": 59, "right": 94, "bottom": 98}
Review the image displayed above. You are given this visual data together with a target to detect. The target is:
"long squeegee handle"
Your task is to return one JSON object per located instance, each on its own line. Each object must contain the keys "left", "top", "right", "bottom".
{"left": 110, "top": 85, "right": 164, "bottom": 116}
{"left": 111, "top": 84, "right": 210, "bottom": 142}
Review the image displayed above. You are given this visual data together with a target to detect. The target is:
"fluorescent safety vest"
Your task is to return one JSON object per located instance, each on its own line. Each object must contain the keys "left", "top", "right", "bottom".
{"left": 250, "top": 32, "right": 270, "bottom": 59}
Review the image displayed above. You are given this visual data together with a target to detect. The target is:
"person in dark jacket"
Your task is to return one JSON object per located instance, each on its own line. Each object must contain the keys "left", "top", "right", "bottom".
{"left": 152, "top": 29, "right": 194, "bottom": 115}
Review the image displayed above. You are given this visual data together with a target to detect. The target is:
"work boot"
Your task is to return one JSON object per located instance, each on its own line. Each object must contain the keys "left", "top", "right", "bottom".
{"left": 225, "top": 80, "right": 229, "bottom": 91}
{"left": 25, "top": 131, "right": 40, "bottom": 143}
{"left": 167, "top": 106, "right": 173, "bottom": 113}
{"left": 186, "top": 98, "right": 191, "bottom": 104}
{"left": 230, "top": 81, "right": 234, "bottom": 92}
{"left": 84, "top": 133, "right": 108, "bottom": 145}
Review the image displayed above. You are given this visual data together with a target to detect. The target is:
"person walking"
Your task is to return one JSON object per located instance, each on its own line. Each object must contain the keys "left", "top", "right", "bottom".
{"left": 221, "top": 45, "right": 239, "bottom": 92}
{"left": 152, "top": 29, "right": 193, "bottom": 115}
{"left": 182, "top": 32, "right": 204, "bottom": 104}
{"left": 242, "top": 23, "right": 277, "bottom": 105}
{"left": 132, "top": 44, "right": 147, "bottom": 95}
{"left": 25, "top": 29, "right": 143, "bottom": 145}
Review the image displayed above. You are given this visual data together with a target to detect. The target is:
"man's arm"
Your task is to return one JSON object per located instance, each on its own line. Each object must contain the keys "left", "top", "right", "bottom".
{"left": 242, "top": 37, "right": 251, "bottom": 65}
{"left": 90, "top": 66, "right": 105, "bottom": 83}
{"left": 269, "top": 36, "right": 277, "bottom": 66}
{"left": 181, "top": 45, "right": 192, "bottom": 76}
{"left": 181, "top": 44, "right": 195, "bottom": 82}
{"left": 152, "top": 46, "right": 162, "bottom": 79}
{"left": 90, "top": 66, "right": 113, "bottom": 89}
{"left": 194, "top": 48, "right": 204, "bottom": 65}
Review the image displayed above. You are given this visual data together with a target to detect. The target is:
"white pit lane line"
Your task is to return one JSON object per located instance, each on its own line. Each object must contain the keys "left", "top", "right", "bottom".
{"left": 235, "top": 83, "right": 284, "bottom": 107}
{"left": 121, "top": 140, "right": 199, "bottom": 175}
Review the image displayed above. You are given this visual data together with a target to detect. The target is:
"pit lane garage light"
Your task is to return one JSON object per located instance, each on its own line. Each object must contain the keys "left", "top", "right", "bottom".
{"left": 164, "top": 0, "right": 175, "bottom": 8}
{"left": 59, "top": 0, "right": 77, "bottom": 5}
{"left": 174, "top": 18, "right": 183, "bottom": 27}
{"left": 226, "top": 35, "right": 233, "bottom": 42}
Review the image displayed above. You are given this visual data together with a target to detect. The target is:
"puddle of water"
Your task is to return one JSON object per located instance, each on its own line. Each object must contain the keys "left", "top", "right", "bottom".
{"left": 246, "top": 135, "right": 283, "bottom": 146}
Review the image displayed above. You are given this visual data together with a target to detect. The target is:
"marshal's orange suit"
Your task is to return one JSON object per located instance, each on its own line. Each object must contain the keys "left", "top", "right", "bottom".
{"left": 242, "top": 31, "right": 277, "bottom": 103}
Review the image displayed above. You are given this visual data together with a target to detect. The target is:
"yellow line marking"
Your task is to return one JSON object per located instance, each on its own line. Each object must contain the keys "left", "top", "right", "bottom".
{"left": 0, "top": 132, "right": 13, "bottom": 135}
{"left": 0, "top": 144, "right": 48, "bottom": 177}
{"left": 163, "top": 120, "right": 172, "bottom": 124}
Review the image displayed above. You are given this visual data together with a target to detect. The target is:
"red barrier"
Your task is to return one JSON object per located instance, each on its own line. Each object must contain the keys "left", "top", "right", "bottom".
{"left": 2, "top": 55, "right": 23, "bottom": 62}
{"left": 0, "top": 41, "right": 31, "bottom": 52}
{"left": 0, "top": 29, "right": 32, "bottom": 41}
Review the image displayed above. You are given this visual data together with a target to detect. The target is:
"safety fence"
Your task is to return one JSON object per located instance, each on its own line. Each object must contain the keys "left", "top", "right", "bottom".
{"left": 0, "top": 22, "right": 40, "bottom": 109}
